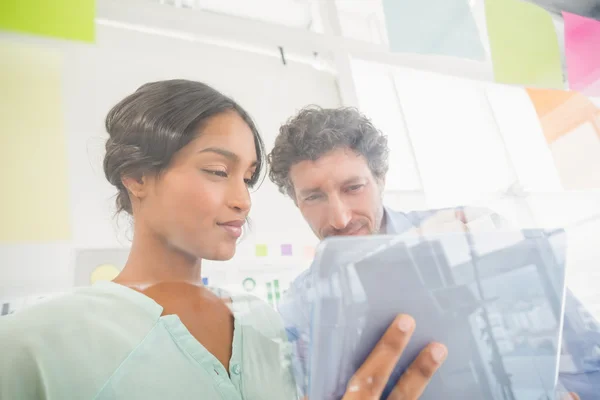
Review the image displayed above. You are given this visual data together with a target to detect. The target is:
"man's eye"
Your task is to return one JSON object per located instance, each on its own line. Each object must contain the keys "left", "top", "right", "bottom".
{"left": 305, "top": 194, "right": 321, "bottom": 201}
{"left": 347, "top": 185, "right": 363, "bottom": 192}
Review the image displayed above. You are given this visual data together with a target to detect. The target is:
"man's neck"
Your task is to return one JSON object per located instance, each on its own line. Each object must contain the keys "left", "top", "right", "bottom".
{"left": 378, "top": 207, "right": 388, "bottom": 234}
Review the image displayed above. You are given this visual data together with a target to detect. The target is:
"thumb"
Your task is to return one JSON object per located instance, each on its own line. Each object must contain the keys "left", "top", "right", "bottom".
{"left": 559, "top": 393, "right": 580, "bottom": 400}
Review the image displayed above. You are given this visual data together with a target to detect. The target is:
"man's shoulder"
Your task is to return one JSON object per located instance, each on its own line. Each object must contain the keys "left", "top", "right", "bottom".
{"left": 387, "top": 205, "right": 511, "bottom": 232}
{"left": 288, "top": 269, "right": 312, "bottom": 292}
{"left": 278, "top": 269, "right": 313, "bottom": 328}
{"left": 280, "top": 269, "right": 312, "bottom": 311}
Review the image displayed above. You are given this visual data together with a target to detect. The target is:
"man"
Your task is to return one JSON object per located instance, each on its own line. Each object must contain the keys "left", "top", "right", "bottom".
{"left": 268, "top": 106, "right": 597, "bottom": 399}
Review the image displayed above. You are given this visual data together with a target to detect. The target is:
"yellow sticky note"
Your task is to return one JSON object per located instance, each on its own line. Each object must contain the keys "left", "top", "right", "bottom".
{"left": 255, "top": 244, "right": 268, "bottom": 257}
{"left": 0, "top": 0, "right": 95, "bottom": 43}
{"left": 0, "top": 41, "right": 71, "bottom": 242}
{"left": 485, "top": 0, "right": 563, "bottom": 89}
{"left": 90, "top": 264, "right": 120, "bottom": 284}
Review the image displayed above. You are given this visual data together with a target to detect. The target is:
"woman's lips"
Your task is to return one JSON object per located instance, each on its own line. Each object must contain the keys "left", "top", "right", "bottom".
{"left": 217, "top": 220, "right": 244, "bottom": 238}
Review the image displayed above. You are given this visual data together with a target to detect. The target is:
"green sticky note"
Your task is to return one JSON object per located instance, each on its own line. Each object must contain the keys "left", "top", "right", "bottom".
{"left": 0, "top": 41, "right": 71, "bottom": 242}
{"left": 0, "top": 0, "right": 95, "bottom": 43}
{"left": 255, "top": 244, "right": 268, "bottom": 257}
{"left": 485, "top": 0, "right": 563, "bottom": 89}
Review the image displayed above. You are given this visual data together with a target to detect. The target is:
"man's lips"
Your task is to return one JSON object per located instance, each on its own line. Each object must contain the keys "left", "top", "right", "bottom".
{"left": 326, "top": 224, "right": 367, "bottom": 237}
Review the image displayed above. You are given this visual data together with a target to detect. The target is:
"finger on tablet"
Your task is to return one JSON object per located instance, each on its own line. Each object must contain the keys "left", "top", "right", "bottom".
{"left": 387, "top": 342, "right": 447, "bottom": 400}
{"left": 342, "top": 314, "right": 415, "bottom": 399}
{"left": 559, "top": 393, "right": 580, "bottom": 400}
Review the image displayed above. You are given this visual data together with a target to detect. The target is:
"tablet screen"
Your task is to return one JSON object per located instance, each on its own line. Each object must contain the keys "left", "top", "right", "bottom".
{"left": 309, "top": 229, "right": 567, "bottom": 400}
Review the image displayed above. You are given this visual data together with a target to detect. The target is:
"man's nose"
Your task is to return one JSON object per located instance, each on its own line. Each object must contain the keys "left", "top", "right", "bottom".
{"left": 328, "top": 196, "right": 352, "bottom": 230}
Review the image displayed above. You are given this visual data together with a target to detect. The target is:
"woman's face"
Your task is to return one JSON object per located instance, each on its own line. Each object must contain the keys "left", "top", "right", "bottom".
{"left": 133, "top": 111, "right": 258, "bottom": 261}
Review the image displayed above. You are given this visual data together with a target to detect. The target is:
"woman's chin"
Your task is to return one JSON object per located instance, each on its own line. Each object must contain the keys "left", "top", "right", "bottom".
{"left": 202, "top": 243, "right": 236, "bottom": 261}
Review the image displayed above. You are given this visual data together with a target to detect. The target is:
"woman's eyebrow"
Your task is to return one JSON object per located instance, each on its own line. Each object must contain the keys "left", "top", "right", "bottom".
{"left": 197, "top": 147, "right": 239, "bottom": 161}
{"left": 198, "top": 147, "right": 257, "bottom": 167}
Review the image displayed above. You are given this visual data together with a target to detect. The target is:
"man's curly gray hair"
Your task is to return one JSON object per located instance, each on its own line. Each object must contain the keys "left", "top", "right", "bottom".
{"left": 268, "top": 106, "right": 389, "bottom": 198}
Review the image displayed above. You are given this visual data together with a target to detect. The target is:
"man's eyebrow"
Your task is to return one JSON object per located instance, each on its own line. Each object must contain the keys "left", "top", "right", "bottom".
{"left": 198, "top": 147, "right": 257, "bottom": 167}
{"left": 341, "top": 177, "right": 365, "bottom": 186}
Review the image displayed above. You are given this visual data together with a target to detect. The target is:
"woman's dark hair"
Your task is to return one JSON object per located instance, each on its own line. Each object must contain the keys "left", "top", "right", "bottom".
{"left": 103, "top": 79, "right": 265, "bottom": 214}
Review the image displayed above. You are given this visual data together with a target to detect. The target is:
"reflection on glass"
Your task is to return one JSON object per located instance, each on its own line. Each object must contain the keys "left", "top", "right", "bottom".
{"left": 309, "top": 230, "right": 566, "bottom": 399}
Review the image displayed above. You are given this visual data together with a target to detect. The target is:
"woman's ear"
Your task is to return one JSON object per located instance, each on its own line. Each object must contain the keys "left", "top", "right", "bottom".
{"left": 122, "top": 175, "right": 148, "bottom": 200}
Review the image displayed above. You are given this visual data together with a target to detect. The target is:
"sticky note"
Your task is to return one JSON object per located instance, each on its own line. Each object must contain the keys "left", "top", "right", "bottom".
{"left": 564, "top": 12, "right": 600, "bottom": 96}
{"left": 0, "top": 41, "right": 71, "bottom": 242}
{"left": 526, "top": 88, "right": 599, "bottom": 143}
{"left": 255, "top": 244, "right": 268, "bottom": 257}
{"left": 382, "top": 0, "right": 485, "bottom": 60}
{"left": 281, "top": 244, "right": 292, "bottom": 256}
{"left": 90, "top": 264, "right": 120, "bottom": 284}
{"left": 485, "top": 0, "right": 563, "bottom": 88}
{"left": 0, "top": 0, "right": 95, "bottom": 42}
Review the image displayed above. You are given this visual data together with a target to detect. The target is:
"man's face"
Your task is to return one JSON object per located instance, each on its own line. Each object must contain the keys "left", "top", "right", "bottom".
{"left": 289, "top": 148, "right": 385, "bottom": 240}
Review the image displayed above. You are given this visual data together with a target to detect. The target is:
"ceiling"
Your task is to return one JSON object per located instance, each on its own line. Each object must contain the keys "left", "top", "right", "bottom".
{"left": 163, "top": 0, "right": 314, "bottom": 29}
{"left": 154, "top": 0, "right": 387, "bottom": 40}
{"left": 148, "top": 0, "right": 599, "bottom": 50}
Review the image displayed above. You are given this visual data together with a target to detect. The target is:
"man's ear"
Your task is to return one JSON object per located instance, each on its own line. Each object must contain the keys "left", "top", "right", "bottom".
{"left": 121, "top": 174, "right": 148, "bottom": 200}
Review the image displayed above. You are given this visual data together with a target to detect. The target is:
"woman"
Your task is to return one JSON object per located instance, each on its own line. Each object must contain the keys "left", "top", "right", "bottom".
{"left": 0, "top": 80, "right": 444, "bottom": 400}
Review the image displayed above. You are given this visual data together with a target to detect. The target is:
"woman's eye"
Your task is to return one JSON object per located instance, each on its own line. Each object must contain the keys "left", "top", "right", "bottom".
{"left": 204, "top": 170, "right": 228, "bottom": 178}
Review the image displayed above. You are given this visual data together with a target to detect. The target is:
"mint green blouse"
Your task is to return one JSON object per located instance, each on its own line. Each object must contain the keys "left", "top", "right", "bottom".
{"left": 0, "top": 281, "right": 298, "bottom": 399}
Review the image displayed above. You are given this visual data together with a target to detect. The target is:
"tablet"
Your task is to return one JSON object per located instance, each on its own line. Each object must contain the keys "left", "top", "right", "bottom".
{"left": 309, "top": 229, "right": 567, "bottom": 400}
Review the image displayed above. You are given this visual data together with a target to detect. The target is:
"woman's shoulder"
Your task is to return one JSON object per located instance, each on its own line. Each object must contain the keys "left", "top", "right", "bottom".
{"left": 1, "top": 287, "right": 97, "bottom": 331}
{"left": 0, "top": 284, "right": 162, "bottom": 398}
{"left": 227, "top": 291, "right": 286, "bottom": 340}
{"left": 2, "top": 284, "right": 161, "bottom": 357}
{"left": 0, "top": 287, "right": 109, "bottom": 398}
{"left": 5, "top": 284, "right": 128, "bottom": 320}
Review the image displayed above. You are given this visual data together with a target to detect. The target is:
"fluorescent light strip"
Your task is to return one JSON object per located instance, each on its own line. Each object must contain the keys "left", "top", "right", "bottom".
{"left": 96, "top": 18, "right": 336, "bottom": 74}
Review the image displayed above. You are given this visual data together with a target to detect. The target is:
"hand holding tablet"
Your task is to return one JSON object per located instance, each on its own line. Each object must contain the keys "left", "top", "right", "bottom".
{"left": 308, "top": 230, "right": 568, "bottom": 399}
{"left": 342, "top": 314, "right": 446, "bottom": 400}
{"left": 339, "top": 313, "right": 580, "bottom": 400}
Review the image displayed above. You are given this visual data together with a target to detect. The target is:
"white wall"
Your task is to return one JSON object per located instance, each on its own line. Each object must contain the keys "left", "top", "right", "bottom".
{"left": 351, "top": 60, "right": 600, "bottom": 319}
{"left": 0, "top": 24, "right": 341, "bottom": 301}
{"left": 3, "top": 18, "right": 599, "bottom": 313}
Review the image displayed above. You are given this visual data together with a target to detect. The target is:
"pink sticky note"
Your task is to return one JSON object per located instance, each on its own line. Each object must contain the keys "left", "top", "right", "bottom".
{"left": 281, "top": 244, "right": 292, "bottom": 256}
{"left": 564, "top": 12, "right": 600, "bottom": 96}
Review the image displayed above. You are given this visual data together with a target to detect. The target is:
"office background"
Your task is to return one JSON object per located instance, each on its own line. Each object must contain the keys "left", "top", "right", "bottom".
{"left": 1, "top": 0, "right": 599, "bottom": 324}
